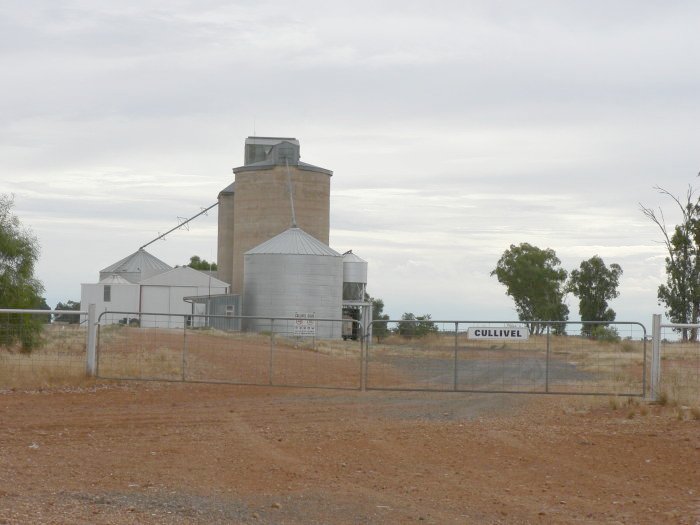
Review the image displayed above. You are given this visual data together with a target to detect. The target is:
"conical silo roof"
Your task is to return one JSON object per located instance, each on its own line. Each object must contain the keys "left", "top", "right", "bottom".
{"left": 245, "top": 227, "right": 340, "bottom": 256}
{"left": 342, "top": 251, "right": 367, "bottom": 264}
{"left": 98, "top": 274, "right": 133, "bottom": 285}
{"left": 342, "top": 250, "right": 368, "bottom": 285}
{"left": 99, "top": 248, "right": 172, "bottom": 283}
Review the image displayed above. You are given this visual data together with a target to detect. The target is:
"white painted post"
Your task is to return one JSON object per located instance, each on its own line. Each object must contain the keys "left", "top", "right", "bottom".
{"left": 86, "top": 303, "right": 97, "bottom": 376}
{"left": 650, "top": 313, "right": 661, "bottom": 401}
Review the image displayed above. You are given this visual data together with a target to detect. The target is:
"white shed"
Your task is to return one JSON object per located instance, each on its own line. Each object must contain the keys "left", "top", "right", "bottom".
{"left": 139, "top": 266, "right": 230, "bottom": 328}
{"left": 81, "top": 255, "right": 230, "bottom": 328}
{"left": 80, "top": 274, "right": 140, "bottom": 324}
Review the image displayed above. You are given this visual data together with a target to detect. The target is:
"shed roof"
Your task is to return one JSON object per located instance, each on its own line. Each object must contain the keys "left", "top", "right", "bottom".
{"left": 139, "top": 265, "right": 230, "bottom": 287}
{"left": 245, "top": 228, "right": 340, "bottom": 257}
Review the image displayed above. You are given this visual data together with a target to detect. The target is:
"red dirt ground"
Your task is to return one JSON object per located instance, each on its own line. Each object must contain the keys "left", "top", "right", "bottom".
{"left": 0, "top": 382, "right": 699, "bottom": 524}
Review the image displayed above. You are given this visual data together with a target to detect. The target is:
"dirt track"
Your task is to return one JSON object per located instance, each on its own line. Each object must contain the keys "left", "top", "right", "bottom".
{"left": 0, "top": 382, "right": 699, "bottom": 524}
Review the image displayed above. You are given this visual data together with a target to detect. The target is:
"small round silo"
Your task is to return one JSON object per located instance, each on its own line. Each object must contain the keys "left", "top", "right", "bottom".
{"left": 342, "top": 251, "right": 368, "bottom": 302}
{"left": 242, "top": 227, "right": 343, "bottom": 338}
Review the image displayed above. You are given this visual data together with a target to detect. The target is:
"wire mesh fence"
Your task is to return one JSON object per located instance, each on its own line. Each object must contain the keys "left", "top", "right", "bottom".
{"left": 367, "top": 320, "right": 647, "bottom": 396}
{"left": 0, "top": 311, "right": 87, "bottom": 388}
{"left": 657, "top": 325, "right": 700, "bottom": 405}
{"left": 0, "top": 308, "right": 655, "bottom": 398}
{"left": 96, "top": 312, "right": 362, "bottom": 389}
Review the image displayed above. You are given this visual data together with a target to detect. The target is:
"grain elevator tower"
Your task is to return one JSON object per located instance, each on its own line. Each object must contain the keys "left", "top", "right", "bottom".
{"left": 217, "top": 137, "right": 332, "bottom": 294}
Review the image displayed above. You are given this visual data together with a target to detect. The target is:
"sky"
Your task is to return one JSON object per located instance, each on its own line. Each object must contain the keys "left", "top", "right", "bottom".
{"left": 2, "top": 0, "right": 699, "bottom": 326}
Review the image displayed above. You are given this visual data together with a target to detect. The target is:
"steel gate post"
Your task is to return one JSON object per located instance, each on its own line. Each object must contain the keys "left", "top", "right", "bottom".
{"left": 362, "top": 321, "right": 370, "bottom": 392}
{"left": 453, "top": 322, "right": 459, "bottom": 391}
{"left": 650, "top": 314, "right": 661, "bottom": 400}
{"left": 269, "top": 319, "right": 275, "bottom": 386}
{"left": 181, "top": 320, "right": 187, "bottom": 382}
{"left": 545, "top": 325, "right": 550, "bottom": 393}
{"left": 86, "top": 304, "right": 97, "bottom": 376}
{"left": 360, "top": 323, "right": 369, "bottom": 392}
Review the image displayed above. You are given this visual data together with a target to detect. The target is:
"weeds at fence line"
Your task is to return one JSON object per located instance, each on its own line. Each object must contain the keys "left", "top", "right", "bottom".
{"left": 95, "top": 320, "right": 362, "bottom": 388}
{"left": 0, "top": 323, "right": 88, "bottom": 389}
{"left": 2, "top": 313, "right": 699, "bottom": 407}
{"left": 657, "top": 334, "right": 700, "bottom": 407}
{"left": 367, "top": 324, "right": 648, "bottom": 395}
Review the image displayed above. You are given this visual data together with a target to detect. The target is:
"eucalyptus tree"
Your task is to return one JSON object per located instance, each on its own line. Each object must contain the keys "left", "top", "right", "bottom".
{"left": 641, "top": 185, "right": 700, "bottom": 341}
{"left": 491, "top": 243, "right": 569, "bottom": 335}
{"left": 567, "top": 256, "right": 622, "bottom": 336}
{"left": 368, "top": 296, "right": 390, "bottom": 341}
{"left": 187, "top": 255, "right": 217, "bottom": 271}
{"left": 0, "top": 194, "right": 45, "bottom": 351}
{"left": 396, "top": 312, "right": 438, "bottom": 338}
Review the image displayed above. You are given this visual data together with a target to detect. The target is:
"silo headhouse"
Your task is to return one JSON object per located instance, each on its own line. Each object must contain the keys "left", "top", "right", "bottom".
{"left": 214, "top": 136, "right": 370, "bottom": 338}
{"left": 217, "top": 137, "right": 332, "bottom": 295}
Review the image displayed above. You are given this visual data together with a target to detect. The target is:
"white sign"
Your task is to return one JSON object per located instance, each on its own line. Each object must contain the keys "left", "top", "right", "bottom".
{"left": 468, "top": 327, "right": 529, "bottom": 340}
{"left": 294, "top": 312, "right": 316, "bottom": 336}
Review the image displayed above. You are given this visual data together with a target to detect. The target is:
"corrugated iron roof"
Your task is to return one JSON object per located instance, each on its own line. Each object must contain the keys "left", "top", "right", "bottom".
{"left": 100, "top": 249, "right": 172, "bottom": 275}
{"left": 98, "top": 274, "right": 134, "bottom": 285}
{"left": 342, "top": 251, "right": 367, "bottom": 263}
{"left": 139, "top": 265, "right": 230, "bottom": 287}
{"left": 245, "top": 228, "right": 340, "bottom": 257}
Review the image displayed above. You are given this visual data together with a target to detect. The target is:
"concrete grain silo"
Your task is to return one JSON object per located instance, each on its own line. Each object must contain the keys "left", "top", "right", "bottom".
{"left": 242, "top": 227, "right": 343, "bottom": 338}
{"left": 216, "top": 137, "right": 332, "bottom": 294}
{"left": 216, "top": 182, "right": 235, "bottom": 291}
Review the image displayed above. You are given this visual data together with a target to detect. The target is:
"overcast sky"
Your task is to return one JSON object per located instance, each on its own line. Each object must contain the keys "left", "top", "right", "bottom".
{"left": 2, "top": 1, "right": 699, "bottom": 325}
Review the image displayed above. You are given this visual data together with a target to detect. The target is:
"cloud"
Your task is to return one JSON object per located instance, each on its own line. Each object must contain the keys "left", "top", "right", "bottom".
{"left": 1, "top": 0, "right": 699, "bottom": 323}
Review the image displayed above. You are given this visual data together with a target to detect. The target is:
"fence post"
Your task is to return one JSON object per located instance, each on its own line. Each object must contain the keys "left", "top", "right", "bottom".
{"left": 359, "top": 320, "right": 365, "bottom": 392}
{"left": 650, "top": 313, "right": 661, "bottom": 401}
{"left": 453, "top": 322, "right": 459, "bottom": 391}
{"left": 269, "top": 319, "right": 275, "bottom": 386}
{"left": 181, "top": 320, "right": 187, "bottom": 382}
{"left": 86, "top": 303, "right": 97, "bottom": 376}
{"left": 361, "top": 321, "right": 369, "bottom": 392}
{"left": 545, "top": 325, "right": 550, "bottom": 393}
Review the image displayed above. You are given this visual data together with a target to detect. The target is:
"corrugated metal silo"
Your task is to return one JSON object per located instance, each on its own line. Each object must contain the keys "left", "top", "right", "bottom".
{"left": 242, "top": 227, "right": 343, "bottom": 338}
{"left": 342, "top": 251, "right": 368, "bottom": 302}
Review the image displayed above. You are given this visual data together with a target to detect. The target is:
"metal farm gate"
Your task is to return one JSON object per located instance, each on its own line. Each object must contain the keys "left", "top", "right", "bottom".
{"left": 365, "top": 320, "right": 647, "bottom": 396}
{"left": 95, "top": 311, "right": 363, "bottom": 390}
{"left": 93, "top": 312, "right": 647, "bottom": 397}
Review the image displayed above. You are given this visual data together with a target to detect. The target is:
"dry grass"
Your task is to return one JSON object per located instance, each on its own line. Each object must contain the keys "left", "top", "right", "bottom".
{"left": 369, "top": 332, "right": 649, "bottom": 395}
{"left": 0, "top": 324, "right": 89, "bottom": 389}
{"left": 95, "top": 325, "right": 362, "bottom": 388}
{"left": 2, "top": 324, "right": 699, "bottom": 408}
{"left": 656, "top": 339, "right": 700, "bottom": 406}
